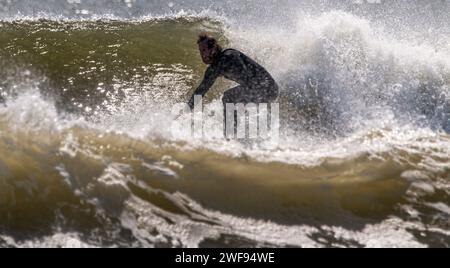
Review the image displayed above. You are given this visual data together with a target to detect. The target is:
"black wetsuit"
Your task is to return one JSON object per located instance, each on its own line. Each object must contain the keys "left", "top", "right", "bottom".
{"left": 188, "top": 48, "right": 279, "bottom": 110}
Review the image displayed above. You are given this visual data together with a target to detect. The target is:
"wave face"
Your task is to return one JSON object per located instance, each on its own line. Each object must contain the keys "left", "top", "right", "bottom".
{"left": 0, "top": 1, "right": 449, "bottom": 247}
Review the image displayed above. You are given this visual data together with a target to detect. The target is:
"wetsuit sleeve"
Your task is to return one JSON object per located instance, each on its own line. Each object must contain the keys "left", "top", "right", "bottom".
{"left": 188, "top": 66, "right": 219, "bottom": 110}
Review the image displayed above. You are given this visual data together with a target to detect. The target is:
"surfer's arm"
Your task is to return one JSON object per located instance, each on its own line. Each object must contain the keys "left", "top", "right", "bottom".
{"left": 188, "top": 66, "right": 218, "bottom": 110}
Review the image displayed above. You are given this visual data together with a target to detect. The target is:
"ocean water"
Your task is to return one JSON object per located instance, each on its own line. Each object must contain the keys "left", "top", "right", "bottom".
{"left": 0, "top": 0, "right": 449, "bottom": 248}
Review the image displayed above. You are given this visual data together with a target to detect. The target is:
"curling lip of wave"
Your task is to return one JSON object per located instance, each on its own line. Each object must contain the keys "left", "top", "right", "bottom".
{"left": 0, "top": 9, "right": 227, "bottom": 23}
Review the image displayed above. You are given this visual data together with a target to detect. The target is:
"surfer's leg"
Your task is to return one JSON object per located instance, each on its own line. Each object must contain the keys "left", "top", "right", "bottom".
{"left": 222, "top": 86, "right": 249, "bottom": 137}
{"left": 222, "top": 86, "right": 248, "bottom": 105}
{"left": 222, "top": 85, "right": 279, "bottom": 138}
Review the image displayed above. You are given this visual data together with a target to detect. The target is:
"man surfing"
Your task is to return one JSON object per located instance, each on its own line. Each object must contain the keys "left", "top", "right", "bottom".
{"left": 187, "top": 33, "right": 279, "bottom": 130}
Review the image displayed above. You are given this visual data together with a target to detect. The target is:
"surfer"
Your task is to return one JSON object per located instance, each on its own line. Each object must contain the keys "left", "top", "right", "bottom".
{"left": 187, "top": 33, "right": 279, "bottom": 129}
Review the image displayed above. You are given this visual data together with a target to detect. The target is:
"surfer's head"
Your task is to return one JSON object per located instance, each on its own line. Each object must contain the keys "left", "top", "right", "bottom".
{"left": 197, "top": 33, "right": 222, "bottom": 64}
